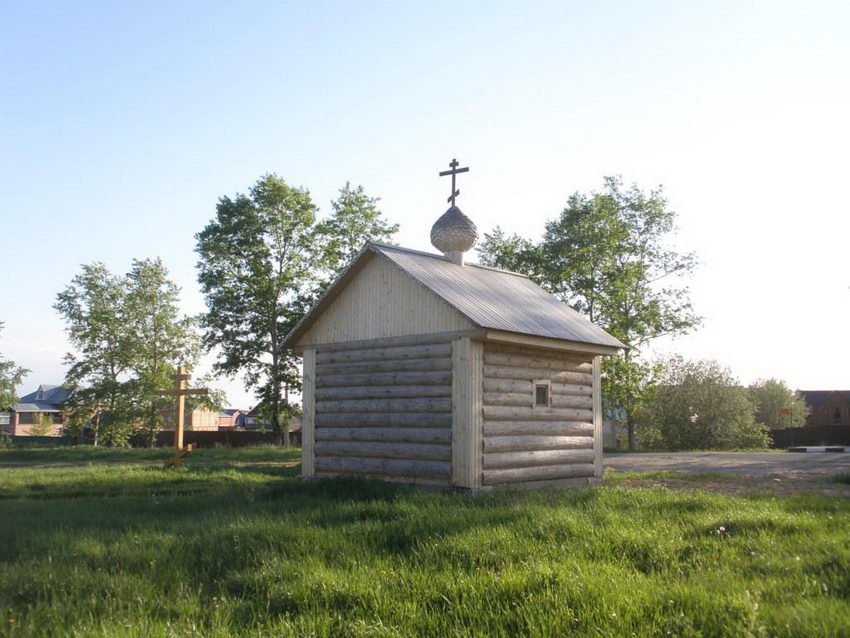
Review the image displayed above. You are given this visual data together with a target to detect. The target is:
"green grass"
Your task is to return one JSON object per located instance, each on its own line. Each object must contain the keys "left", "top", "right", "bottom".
{"left": 1, "top": 448, "right": 848, "bottom": 637}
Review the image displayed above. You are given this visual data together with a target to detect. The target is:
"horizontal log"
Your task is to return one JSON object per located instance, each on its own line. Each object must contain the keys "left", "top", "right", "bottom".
{"left": 483, "top": 392, "right": 531, "bottom": 407}
{"left": 483, "top": 378, "right": 593, "bottom": 397}
{"left": 314, "top": 456, "right": 451, "bottom": 480}
{"left": 315, "top": 385, "right": 451, "bottom": 401}
{"left": 313, "top": 471, "right": 451, "bottom": 487}
{"left": 483, "top": 421, "right": 594, "bottom": 437}
{"left": 483, "top": 448, "right": 595, "bottom": 470}
{"left": 315, "top": 440, "right": 451, "bottom": 461}
{"left": 316, "top": 397, "right": 451, "bottom": 414}
{"left": 483, "top": 435, "right": 594, "bottom": 452}
{"left": 317, "top": 371, "right": 451, "bottom": 388}
{"left": 484, "top": 365, "right": 592, "bottom": 384}
{"left": 312, "top": 330, "right": 481, "bottom": 353}
{"left": 317, "top": 357, "right": 452, "bottom": 376}
{"left": 482, "top": 463, "right": 595, "bottom": 486}
{"left": 315, "top": 412, "right": 452, "bottom": 428}
{"left": 315, "top": 427, "right": 452, "bottom": 444}
{"left": 484, "top": 350, "right": 592, "bottom": 372}
{"left": 482, "top": 392, "right": 593, "bottom": 410}
{"left": 317, "top": 343, "right": 451, "bottom": 364}
{"left": 483, "top": 405, "right": 593, "bottom": 422}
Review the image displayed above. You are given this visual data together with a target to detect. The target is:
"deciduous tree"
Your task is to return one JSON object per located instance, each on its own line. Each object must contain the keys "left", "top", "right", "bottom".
{"left": 54, "top": 263, "right": 130, "bottom": 445}
{"left": 479, "top": 177, "right": 700, "bottom": 449}
{"left": 0, "top": 321, "right": 28, "bottom": 411}
{"left": 637, "top": 356, "right": 769, "bottom": 450}
{"left": 196, "top": 176, "right": 398, "bottom": 444}
{"left": 123, "top": 258, "right": 201, "bottom": 445}
{"left": 749, "top": 378, "right": 808, "bottom": 429}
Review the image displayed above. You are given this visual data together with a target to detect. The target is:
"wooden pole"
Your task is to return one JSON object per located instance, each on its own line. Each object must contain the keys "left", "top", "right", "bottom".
{"left": 175, "top": 364, "right": 186, "bottom": 455}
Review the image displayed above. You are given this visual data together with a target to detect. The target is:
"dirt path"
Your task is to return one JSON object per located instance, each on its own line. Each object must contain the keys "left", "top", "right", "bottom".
{"left": 605, "top": 452, "right": 850, "bottom": 497}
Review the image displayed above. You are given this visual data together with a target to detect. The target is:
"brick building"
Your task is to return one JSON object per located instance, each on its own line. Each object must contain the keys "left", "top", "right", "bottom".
{"left": 4, "top": 384, "right": 69, "bottom": 436}
{"left": 799, "top": 390, "right": 850, "bottom": 427}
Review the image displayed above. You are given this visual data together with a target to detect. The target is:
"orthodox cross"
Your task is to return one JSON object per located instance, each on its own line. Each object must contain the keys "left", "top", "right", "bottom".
{"left": 439, "top": 158, "right": 469, "bottom": 206}
{"left": 156, "top": 364, "right": 208, "bottom": 468}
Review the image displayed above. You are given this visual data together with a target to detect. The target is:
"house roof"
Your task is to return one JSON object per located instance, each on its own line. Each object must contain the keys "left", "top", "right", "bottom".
{"left": 284, "top": 242, "right": 625, "bottom": 349}
{"left": 799, "top": 390, "right": 850, "bottom": 408}
{"left": 11, "top": 385, "right": 70, "bottom": 412}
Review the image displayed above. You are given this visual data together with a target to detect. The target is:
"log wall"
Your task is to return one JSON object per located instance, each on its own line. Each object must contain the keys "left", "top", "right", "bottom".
{"left": 311, "top": 337, "right": 454, "bottom": 485}
{"left": 480, "top": 343, "right": 599, "bottom": 486}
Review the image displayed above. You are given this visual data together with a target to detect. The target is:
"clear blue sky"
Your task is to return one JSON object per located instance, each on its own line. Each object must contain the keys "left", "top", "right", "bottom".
{"left": 2, "top": 1, "right": 848, "bottom": 408}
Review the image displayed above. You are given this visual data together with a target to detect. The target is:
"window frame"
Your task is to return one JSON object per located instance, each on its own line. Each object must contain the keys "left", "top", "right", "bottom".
{"left": 532, "top": 379, "right": 552, "bottom": 409}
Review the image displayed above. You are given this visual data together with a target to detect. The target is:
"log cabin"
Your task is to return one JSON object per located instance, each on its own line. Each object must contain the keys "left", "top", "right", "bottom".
{"left": 284, "top": 203, "right": 625, "bottom": 490}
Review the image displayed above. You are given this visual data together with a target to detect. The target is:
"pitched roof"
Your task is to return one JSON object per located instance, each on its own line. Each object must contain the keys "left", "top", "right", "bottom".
{"left": 12, "top": 385, "right": 71, "bottom": 412}
{"left": 284, "top": 242, "right": 625, "bottom": 349}
{"left": 799, "top": 390, "right": 850, "bottom": 408}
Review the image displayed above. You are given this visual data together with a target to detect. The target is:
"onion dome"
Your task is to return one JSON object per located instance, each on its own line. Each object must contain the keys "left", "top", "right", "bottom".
{"left": 430, "top": 206, "right": 478, "bottom": 264}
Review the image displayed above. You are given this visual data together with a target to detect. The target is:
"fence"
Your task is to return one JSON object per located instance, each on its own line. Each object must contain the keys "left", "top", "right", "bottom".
{"left": 129, "top": 429, "right": 301, "bottom": 448}
{"left": 1, "top": 435, "right": 75, "bottom": 447}
{"left": 770, "top": 426, "right": 850, "bottom": 449}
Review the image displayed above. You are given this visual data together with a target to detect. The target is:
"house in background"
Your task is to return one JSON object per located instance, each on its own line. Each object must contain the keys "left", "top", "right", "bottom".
{"left": 4, "top": 385, "right": 70, "bottom": 436}
{"left": 799, "top": 391, "right": 850, "bottom": 427}
{"left": 242, "top": 405, "right": 265, "bottom": 430}
{"left": 218, "top": 409, "right": 246, "bottom": 429}
{"left": 159, "top": 406, "right": 220, "bottom": 432}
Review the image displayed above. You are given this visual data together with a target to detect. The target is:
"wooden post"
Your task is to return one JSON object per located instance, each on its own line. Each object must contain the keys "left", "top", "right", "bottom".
{"left": 302, "top": 349, "right": 316, "bottom": 478}
{"left": 175, "top": 365, "right": 187, "bottom": 453}
{"left": 451, "top": 337, "right": 483, "bottom": 489}
{"left": 592, "top": 355, "right": 602, "bottom": 477}
{"left": 157, "top": 364, "right": 208, "bottom": 468}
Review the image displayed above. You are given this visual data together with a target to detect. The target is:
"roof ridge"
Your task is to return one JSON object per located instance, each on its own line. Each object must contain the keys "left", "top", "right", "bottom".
{"left": 368, "top": 242, "right": 530, "bottom": 279}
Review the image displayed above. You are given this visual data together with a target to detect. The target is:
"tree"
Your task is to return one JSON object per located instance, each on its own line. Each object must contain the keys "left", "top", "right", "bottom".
{"left": 196, "top": 176, "right": 398, "bottom": 445}
{"left": 123, "top": 258, "right": 201, "bottom": 446}
{"left": 637, "top": 356, "right": 769, "bottom": 450}
{"left": 479, "top": 177, "right": 700, "bottom": 449}
{"left": 55, "top": 260, "right": 200, "bottom": 446}
{"left": 196, "top": 175, "right": 318, "bottom": 445}
{"left": 0, "top": 322, "right": 28, "bottom": 411}
{"left": 315, "top": 182, "right": 399, "bottom": 282}
{"left": 749, "top": 378, "right": 808, "bottom": 429}
{"left": 29, "top": 413, "right": 55, "bottom": 437}
{"left": 54, "top": 263, "right": 130, "bottom": 445}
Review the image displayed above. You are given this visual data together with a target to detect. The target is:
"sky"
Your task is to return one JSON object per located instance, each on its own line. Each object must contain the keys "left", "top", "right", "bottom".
{"left": 1, "top": 0, "right": 848, "bottom": 409}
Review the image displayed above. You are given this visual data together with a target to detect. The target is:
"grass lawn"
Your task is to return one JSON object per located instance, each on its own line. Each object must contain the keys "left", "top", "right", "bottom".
{"left": 1, "top": 448, "right": 849, "bottom": 637}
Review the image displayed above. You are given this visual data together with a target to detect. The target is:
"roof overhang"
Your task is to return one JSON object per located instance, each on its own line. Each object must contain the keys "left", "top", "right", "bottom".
{"left": 484, "top": 330, "right": 622, "bottom": 356}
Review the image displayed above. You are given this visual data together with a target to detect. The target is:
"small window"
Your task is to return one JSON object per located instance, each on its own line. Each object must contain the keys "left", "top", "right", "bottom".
{"left": 36, "top": 391, "right": 44, "bottom": 401}
{"left": 834, "top": 407, "right": 841, "bottom": 424}
{"left": 534, "top": 381, "right": 551, "bottom": 408}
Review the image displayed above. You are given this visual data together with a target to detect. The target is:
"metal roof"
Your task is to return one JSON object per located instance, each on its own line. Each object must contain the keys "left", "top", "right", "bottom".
{"left": 11, "top": 403, "right": 63, "bottom": 413}
{"left": 799, "top": 390, "right": 850, "bottom": 408}
{"left": 284, "top": 242, "right": 625, "bottom": 349}
{"left": 13, "top": 385, "right": 70, "bottom": 412}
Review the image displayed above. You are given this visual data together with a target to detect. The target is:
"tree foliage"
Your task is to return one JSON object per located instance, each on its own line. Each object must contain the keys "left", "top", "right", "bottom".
{"left": 748, "top": 378, "right": 808, "bottom": 429}
{"left": 637, "top": 356, "right": 769, "bottom": 450}
{"left": 123, "top": 258, "right": 201, "bottom": 445}
{"left": 55, "top": 260, "right": 200, "bottom": 446}
{"left": 0, "top": 322, "right": 28, "bottom": 410}
{"left": 479, "top": 177, "right": 700, "bottom": 449}
{"left": 196, "top": 175, "right": 397, "bottom": 443}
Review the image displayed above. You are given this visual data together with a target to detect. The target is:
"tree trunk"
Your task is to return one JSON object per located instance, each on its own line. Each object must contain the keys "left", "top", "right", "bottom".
{"left": 625, "top": 349, "right": 636, "bottom": 452}
{"left": 282, "top": 381, "right": 291, "bottom": 448}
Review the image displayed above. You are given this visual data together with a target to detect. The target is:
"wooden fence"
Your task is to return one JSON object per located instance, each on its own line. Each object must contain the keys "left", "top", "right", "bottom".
{"left": 129, "top": 430, "right": 301, "bottom": 448}
{"left": 770, "top": 426, "right": 850, "bottom": 448}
